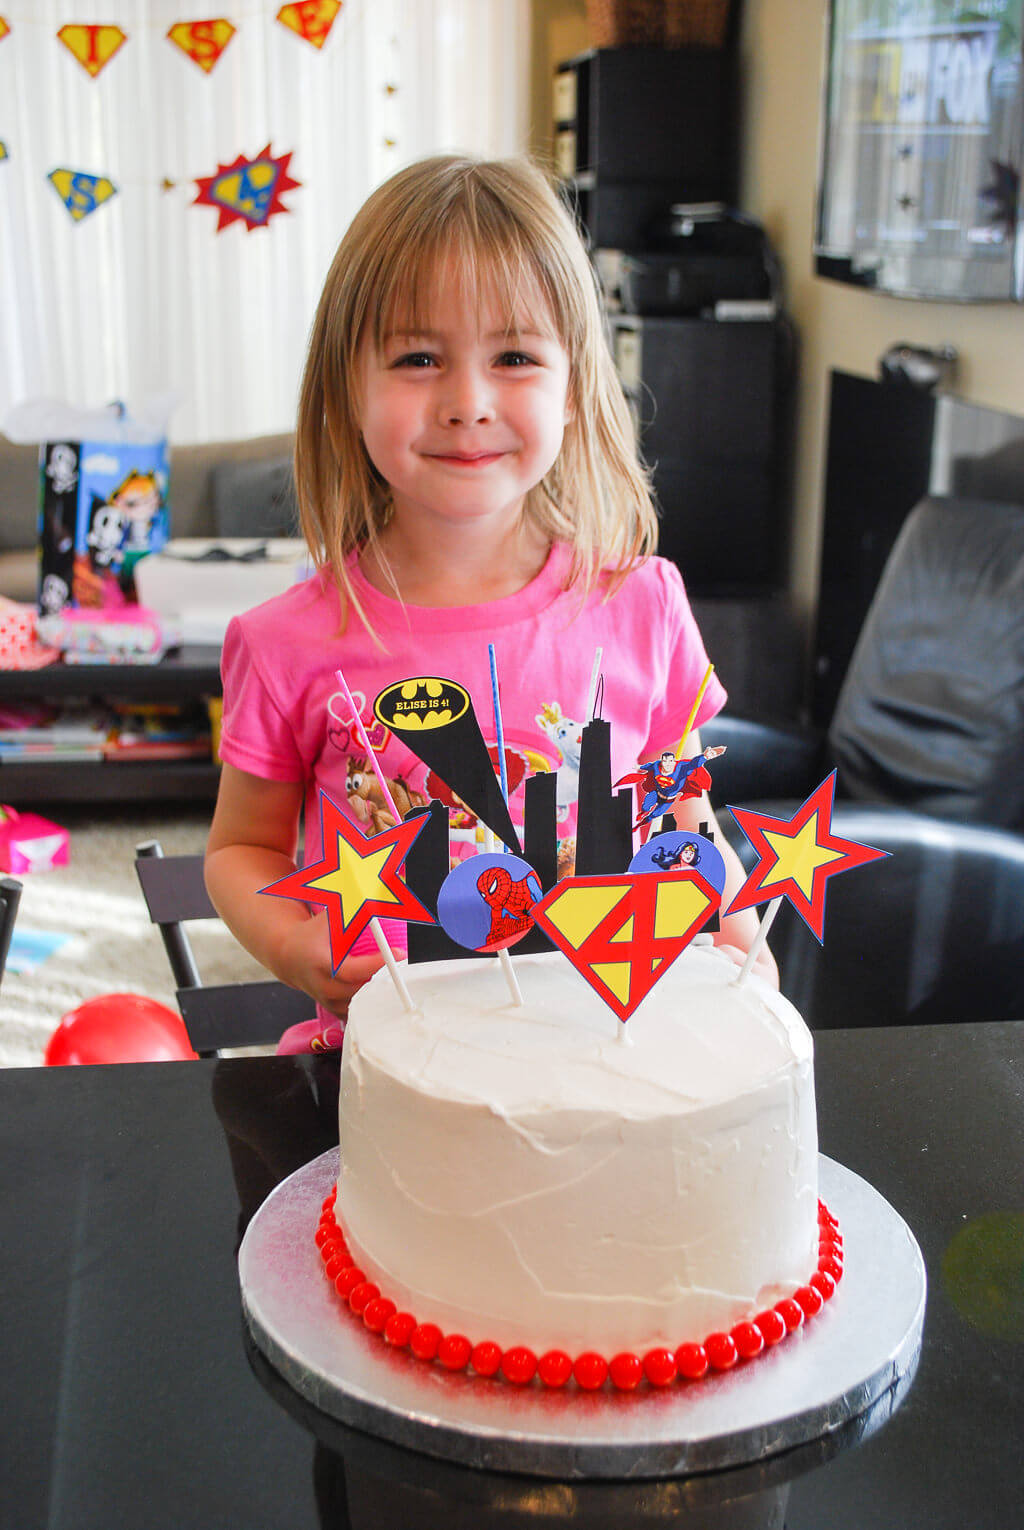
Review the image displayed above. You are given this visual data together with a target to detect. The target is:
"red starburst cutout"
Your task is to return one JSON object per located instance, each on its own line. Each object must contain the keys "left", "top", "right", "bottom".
{"left": 260, "top": 793, "right": 435, "bottom": 972}
{"left": 193, "top": 144, "right": 300, "bottom": 232}
{"left": 726, "top": 772, "right": 889, "bottom": 942}
{"left": 531, "top": 870, "right": 719, "bottom": 1023}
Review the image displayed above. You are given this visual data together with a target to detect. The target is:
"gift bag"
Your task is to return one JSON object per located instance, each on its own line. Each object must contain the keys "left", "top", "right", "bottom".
{"left": 4, "top": 397, "right": 175, "bottom": 615}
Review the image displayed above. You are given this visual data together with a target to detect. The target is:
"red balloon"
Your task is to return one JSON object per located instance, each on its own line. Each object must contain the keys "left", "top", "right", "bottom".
{"left": 45, "top": 993, "right": 197, "bottom": 1065}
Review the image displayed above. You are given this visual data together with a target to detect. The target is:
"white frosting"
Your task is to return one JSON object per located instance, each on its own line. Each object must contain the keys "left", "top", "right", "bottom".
{"left": 338, "top": 943, "right": 818, "bottom": 1354}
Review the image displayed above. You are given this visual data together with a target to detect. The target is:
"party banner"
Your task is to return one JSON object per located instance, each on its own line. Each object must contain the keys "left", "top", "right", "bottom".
{"left": 57, "top": 24, "right": 128, "bottom": 78}
{"left": 193, "top": 144, "right": 300, "bottom": 232}
{"left": 47, "top": 169, "right": 118, "bottom": 222}
{"left": 166, "top": 19, "right": 236, "bottom": 73}
{"left": 276, "top": 1, "right": 342, "bottom": 49}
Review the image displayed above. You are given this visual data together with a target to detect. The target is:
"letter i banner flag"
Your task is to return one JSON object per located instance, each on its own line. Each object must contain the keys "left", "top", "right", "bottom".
{"left": 726, "top": 771, "right": 889, "bottom": 943}
{"left": 373, "top": 678, "right": 522, "bottom": 856}
{"left": 259, "top": 790, "right": 436, "bottom": 973}
{"left": 57, "top": 25, "right": 127, "bottom": 78}
{"left": 530, "top": 870, "right": 720, "bottom": 1022}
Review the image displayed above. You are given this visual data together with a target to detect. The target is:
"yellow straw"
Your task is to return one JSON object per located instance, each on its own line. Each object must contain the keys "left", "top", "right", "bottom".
{"left": 674, "top": 663, "right": 715, "bottom": 760}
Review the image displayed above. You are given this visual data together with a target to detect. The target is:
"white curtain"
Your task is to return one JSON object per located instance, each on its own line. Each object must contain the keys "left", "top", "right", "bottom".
{"left": 0, "top": 0, "right": 531, "bottom": 444}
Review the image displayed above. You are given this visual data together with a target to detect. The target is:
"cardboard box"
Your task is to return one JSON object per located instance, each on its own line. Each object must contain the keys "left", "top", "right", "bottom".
{"left": 134, "top": 538, "right": 310, "bottom": 643}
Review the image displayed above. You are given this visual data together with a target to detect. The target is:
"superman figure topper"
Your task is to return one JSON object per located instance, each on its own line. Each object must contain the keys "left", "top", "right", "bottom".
{"left": 616, "top": 745, "right": 727, "bottom": 839}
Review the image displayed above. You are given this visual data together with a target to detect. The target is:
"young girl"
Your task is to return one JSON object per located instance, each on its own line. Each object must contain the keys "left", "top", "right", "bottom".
{"left": 204, "top": 154, "right": 776, "bottom": 1049}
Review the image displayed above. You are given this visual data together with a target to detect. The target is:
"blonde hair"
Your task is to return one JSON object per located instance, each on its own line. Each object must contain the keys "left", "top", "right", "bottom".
{"left": 294, "top": 154, "right": 658, "bottom": 635}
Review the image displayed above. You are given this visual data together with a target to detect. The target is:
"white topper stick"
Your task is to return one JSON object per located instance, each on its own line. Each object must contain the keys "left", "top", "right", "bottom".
{"left": 485, "top": 646, "right": 525, "bottom": 1008}
{"left": 334, "top": 668, "right": 417, "bottom": 1014}
{"left": 585, "top": 646, "right": 603, "bottom": 720}
{"left": 733, "top": 895, "right": 781, "bottom": 987}
{"left": 482, "top": 828, "right": 525, "bottom": 1007}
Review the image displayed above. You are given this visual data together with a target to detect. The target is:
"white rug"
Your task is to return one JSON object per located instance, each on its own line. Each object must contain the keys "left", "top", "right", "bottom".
{"left": 0, "top": 806, "right": 267, "bottom": 1068}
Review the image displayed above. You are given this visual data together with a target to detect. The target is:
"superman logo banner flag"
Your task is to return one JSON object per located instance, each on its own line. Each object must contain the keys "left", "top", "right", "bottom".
{"left": 260, "top": 791, "right": 435, "bottom": 973}
{"left": 48, "top": 170, "right": 117, "bottom": 222}
{"left": 194, "top": 145, "right": 300, "bottom": 232}
{"left": 166, "top": 20, "right": 237, "bottom": 74}
{"left": 727, "top": 772, "right": 889, "bottom": 943}
{"left": 531, "top": 871, "right": 720, "bottom": 1023}
{"left": 276, "top": 1, "right": 343, "bottom": 49}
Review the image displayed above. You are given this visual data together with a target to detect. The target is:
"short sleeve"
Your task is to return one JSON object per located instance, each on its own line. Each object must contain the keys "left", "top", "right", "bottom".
{"left": 218, "top": 614, "right": 305, "bottom": 780}
{"left": 641, "top": 559, "right": 727, "bottom": 758}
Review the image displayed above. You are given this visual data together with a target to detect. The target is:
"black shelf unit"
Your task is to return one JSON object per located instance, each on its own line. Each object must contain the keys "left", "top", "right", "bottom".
{"left": 554, "top": 47, "right": 737, "bottom": 250}
{"left": 0, "top": 645, "right": 223, "bottom": 805}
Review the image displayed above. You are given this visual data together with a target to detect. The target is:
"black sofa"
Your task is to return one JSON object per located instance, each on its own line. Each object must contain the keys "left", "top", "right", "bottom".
{"left": 710, "top": 491, "right": 1024, "bottom": 1028}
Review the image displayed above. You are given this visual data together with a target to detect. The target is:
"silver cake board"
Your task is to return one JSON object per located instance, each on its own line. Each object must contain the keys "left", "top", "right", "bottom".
{"left": 239, "top": 1151, "right": 925, "bottom": 1480}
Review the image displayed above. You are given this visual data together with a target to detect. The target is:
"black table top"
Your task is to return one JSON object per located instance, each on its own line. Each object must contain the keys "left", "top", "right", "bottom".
{"left": 3, "top": 1023, "right": 1022, "bottom": 1529}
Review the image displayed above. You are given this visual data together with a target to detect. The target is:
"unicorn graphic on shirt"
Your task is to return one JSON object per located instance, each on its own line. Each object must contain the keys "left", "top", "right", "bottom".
{"left": 535, "top": 701, "right": 582, "bottom": 816}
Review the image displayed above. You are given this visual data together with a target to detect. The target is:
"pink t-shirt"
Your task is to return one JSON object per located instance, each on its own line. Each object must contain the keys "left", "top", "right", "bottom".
{"left": 218, "top": 543, "right": 726, "bottom": 980}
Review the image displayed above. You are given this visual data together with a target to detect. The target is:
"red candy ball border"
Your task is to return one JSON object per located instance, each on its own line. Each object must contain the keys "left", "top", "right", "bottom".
{"left": 314, "top": 1191, "right": 843, "bottom": 1392}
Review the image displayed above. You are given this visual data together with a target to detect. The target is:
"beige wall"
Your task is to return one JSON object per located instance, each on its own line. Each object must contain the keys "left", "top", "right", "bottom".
{"left": 532, "top": 0, "right": 1024, "bottom": 627}
{"left": 529, "top": 0, "right": 590, "bottom": 162}
{"left": 740, "top": 1, "right": 1024, "bottom": 618}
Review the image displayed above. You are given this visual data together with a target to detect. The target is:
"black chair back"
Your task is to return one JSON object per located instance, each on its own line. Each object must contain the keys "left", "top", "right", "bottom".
{"left": 0, "top": 876, "right": 22, "bottom": 987}
{"left": 134, "top": 841, "right": 313, "bottom": 1057}
{"left": 723, "top": 804, "right": 1024, "bottom": 1028}
{"left": 829, "top": 496, "right": 1024, "bottom": 831}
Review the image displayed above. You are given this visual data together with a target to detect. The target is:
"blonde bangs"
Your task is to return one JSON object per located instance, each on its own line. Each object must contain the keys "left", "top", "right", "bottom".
{"left": 365, "top": 177, "right": 588, "bottom": 371}
{"left": 294, "top": 155, "right": 659, "bottom": 648}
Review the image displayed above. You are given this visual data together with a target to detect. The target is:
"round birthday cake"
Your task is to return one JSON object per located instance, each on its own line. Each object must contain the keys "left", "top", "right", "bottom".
{"left": 318, "top": 941, "right": 842, "bottom": 1388}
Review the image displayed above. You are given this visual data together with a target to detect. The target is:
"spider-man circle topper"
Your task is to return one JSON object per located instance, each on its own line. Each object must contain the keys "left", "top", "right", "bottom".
{"left": 436, "top": 853, "right": 542, "bottom": 953}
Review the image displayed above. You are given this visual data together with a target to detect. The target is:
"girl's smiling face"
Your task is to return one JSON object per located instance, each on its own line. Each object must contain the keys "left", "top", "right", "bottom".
{"left": 357, "top": 266, "right": 572, "bottom": 540}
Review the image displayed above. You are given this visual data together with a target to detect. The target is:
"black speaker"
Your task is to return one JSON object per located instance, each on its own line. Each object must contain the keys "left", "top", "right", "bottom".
{"left": 811, "top": 371, "right": 935, "bottom": 727}
{"left": 613, "top": 315, "right": 790, "bottom": 593}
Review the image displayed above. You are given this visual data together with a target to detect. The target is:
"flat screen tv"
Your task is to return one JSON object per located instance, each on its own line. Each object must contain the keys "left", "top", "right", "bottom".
{"left": 815, "top": 1, "right": 1023, "bottom": 300}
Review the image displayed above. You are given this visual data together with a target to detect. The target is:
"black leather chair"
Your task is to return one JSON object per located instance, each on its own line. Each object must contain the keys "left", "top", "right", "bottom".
{"left": 713, "top": 493, "right": 1024, "bottom": 833}
{"left": 134, "top": 840, "right": 314, "bottom": 1057}
{"left": 721, "top": 803, "right": 1024, "bottom": 1028}
{"left": 703, "top": 713, "right": 825, "bottom": 805}
{"left": 827, "top": 495, "right": 1024, "bottom": 830}
{"left": 0, "top": 876, "right": 22, "bottom": 988}
{"left": 708, "top": 495, "right": 1024, "bottom": 1026}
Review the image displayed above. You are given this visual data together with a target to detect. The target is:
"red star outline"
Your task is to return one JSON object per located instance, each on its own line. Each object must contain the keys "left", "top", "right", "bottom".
{"left": 193, "top": 144, "right": 300, "bottom": 232}
{"left": 260, "top": 793, "right": 435, "bottom": 972}
{"left": 531, "top": 870, "right": 719, "bottom": 1023}
{"left": 726, "top": 772, "right": 889, "bottom": 942}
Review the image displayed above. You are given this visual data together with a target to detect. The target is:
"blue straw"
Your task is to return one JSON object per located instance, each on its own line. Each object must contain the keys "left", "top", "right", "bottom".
{"left": 487, "top": 643, "right": 510, "bottom": 809}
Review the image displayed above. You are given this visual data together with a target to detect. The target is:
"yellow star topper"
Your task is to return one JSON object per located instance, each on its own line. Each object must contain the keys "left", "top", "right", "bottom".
{"left": 728, "top": 773, "right": 889, "bottom": 942}
{"left": 260, "top": 791, "right": 435, "bottom": 972}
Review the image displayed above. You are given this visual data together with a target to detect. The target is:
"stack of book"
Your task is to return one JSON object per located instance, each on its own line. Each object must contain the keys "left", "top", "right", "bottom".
{"left": 0, "top": 703, "right": 111, "bottom": 764}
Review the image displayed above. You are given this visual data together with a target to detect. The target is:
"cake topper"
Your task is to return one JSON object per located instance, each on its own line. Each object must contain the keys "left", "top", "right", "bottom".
{"left": 436, "top": 852, "right": 542, "bottom": 954}
{"left": 628, "top": 828, "right": 727, "bottom": 893}
{"left": 259, "top": 668, "right": 441, "bottom": 1013}
{"left": 530, "top": 869, "right": 720, "bottom": 1025}
{"left": 373, "top": 676, "right": 522, "bottom": 855}
{"left": 726, "top": 770, "right": 889, "bottom": 983}
{"left": 614, "top": 665, "right": 726, "bottom": 842}
{"left": 259, "top": 787, "right": 435, "bottom": 998}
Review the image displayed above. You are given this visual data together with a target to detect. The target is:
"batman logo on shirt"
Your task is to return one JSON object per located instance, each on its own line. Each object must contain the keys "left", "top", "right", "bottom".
{"left": 374, "top": 678, "right": 470, "bottom": 732}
